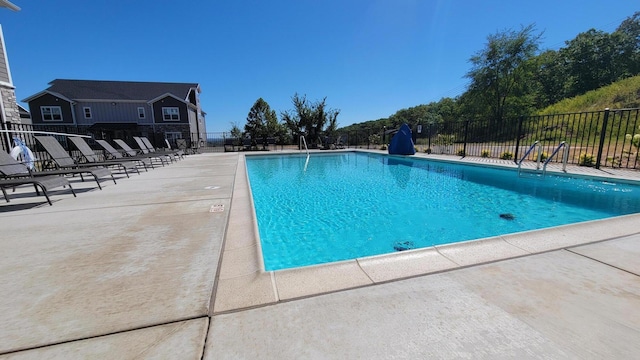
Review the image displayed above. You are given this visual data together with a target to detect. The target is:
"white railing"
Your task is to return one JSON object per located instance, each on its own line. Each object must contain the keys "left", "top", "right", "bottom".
{"left": 543, "top": 141, "right": 569, "bottom": 175}
{"left": 517, "top": 141, "right": 541, "bottom": 176}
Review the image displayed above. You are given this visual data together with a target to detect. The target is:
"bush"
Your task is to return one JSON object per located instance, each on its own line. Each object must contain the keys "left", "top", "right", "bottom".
{"left": 481, "top": 149, "right": 490, "bottom": 158}
{"left": 539, "top": 151, "right": 549, "bottom": 161}
{"left": 424, "top": 148, "right": 432, "bottom": 154}
{"left": 380, "top": 145, "right": 387, "bottom": 150}
{"left": 456, "top": 148, "right": 465, "bottom": 156}
{"left": 579, "top": 153, "right": 596, "bottom": 167}
{"left": 500, "top": 151, "right": 513, "bottom": 160}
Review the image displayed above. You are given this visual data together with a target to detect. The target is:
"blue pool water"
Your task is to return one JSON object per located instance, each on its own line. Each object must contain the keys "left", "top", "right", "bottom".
{"left": 246, "top": 152, "right": 640, "bottom": 270}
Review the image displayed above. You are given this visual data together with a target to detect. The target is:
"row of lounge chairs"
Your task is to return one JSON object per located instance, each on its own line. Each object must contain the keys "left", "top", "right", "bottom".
{"left": 0, "top": 136, "right": 184, "bottom": 207}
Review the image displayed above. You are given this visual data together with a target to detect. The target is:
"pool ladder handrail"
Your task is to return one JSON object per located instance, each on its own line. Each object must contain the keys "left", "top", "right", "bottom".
{"left": 300, "top": 135, "right": 309, "bottom": 156}
{"left": 517, "top": 141, "right": 542, "bottom": 176}
{"left": 300, "top": 135, "right": 310, "bottom": 172}
{"left": 542, "top": 141, "right": 569, "bottom": 176}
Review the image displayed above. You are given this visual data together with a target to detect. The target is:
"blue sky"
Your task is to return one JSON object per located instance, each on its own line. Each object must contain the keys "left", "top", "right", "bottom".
{"left": 1, "top": 1, "right": 637, "bottom": 132}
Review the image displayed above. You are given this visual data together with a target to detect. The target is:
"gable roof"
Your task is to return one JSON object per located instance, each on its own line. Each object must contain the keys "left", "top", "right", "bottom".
{"left": 24, "top": 79, "right": 199, "bottom": 102}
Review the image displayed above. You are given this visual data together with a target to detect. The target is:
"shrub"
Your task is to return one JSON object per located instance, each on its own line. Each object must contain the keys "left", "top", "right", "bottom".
{"left": 579, "top": 153, "right": 596, "bottom": 167}
{"left": 539, "top": 151, "right": 549, "bottom": 161}
{"left": 500, "top": 151, "right": 513, "bottom": 160}
{"left": 456, "top": 148, "right": 465, "bottom": 156}
{"left": 481, "top": 149, "right": 490, "bottom": 158}
{"left": 380, "top": 145, "right": 387, "bottom": 150}
{"left": 424, "top": 148, "right": 432, "bottom": 154}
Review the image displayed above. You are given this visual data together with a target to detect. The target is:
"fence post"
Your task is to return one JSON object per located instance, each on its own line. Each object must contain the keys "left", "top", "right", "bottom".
{"left": 462, "top": 120, "right": 469, "bottom": 157}
{"left": 1, "top": 120, "right": 11, "bottom": 152}
{"left": 595, "top": 108, "right": 610, "bottom": 169}
{"left": 514, "top": 115, "right": 524, "bottom": 163}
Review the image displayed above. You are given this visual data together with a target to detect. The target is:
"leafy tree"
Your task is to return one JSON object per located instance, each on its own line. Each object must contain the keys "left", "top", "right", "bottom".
{"left": 281, "top": 93, "right": 340, "bottom": 146}
{"left": 533, "top": 49, "right": 570, "bottom": 107}
{"left": 229, "top": 122, "right": 243, "bottom": 139}
{"left": 245, "top": 98, "right": 278, "bottom": 140}
{"left": 563, "top": 29, "right": 621, "bottom": 96}
{"left": 614, "top": 11, "right": 640, "bottom": 77}
{"left": 465, "top": 24, "right": 542, "bottom": 122}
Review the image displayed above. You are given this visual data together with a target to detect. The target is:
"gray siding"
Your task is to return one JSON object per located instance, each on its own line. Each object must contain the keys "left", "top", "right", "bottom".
{"left": 151, "top": 96, "right": 188, "bottom": 124}
{"left": 28, "top": 93, "right": 74, "bottom": 124}
{"left": 74, "top": 101, "right": 153, "bottom": 125}
{"left": 0, "top": 29, "right": 10, "bottom": 84}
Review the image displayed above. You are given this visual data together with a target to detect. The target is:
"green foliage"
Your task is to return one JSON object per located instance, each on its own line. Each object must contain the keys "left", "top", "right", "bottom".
{"left": 245, "top": 98, "right": 283, "bottom": 141}
{"left": 229, "top": 122, "right": 243, "bottom": 142}
{"left": 500, "top": 151, "right": 513, "bottom": 160}
{"left": 282, "top": 93, "right": 340, "bottom": 146}
{"left": 368, "top": 133, "right": 381, "bottom": 145}
{"left": 437, "top": 134, "right": 456, "bottom": 145}
{"left": 539, "top": 75, "right": 640, "bottom": 114}
{"left": 481, "top": 149, "right": 491, "bottom": 157}
{"left": 626, "top": 126, "right": 640, "bottom": 148}
{"left": 464, "top": 24, "right": 541, "bottom": 122}
{"left": 539, "top": 151, "right": 549, "bottom": 161}
{"left": 456, "top": 148, "right": 465, "bottom": 156}
{"left": 579, "top": 153, "right": 596, "bottom": 167}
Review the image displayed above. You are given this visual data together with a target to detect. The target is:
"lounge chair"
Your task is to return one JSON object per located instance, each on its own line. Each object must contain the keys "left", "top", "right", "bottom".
{"left": 0, "top": 151, "right": 77, "bottom": 205}
{"left": 134, "top": 136, "right": 180, "bottom": 161}
{"left": 0, "top": 145, "right": 112, "bottom": 191}
{"left": 95, "top": 140, "right": 154, "bottom": 169}
{"left": 163, "top": 138, "right": 185, "bottom": 158}
{"left": 33, "top": 136, "right": 117, "bottom": 188}
{"left": 176, "top": 138, "right": 198, "bottom": 154}
{"left": 67, "top": 136, "right": 145, "bottom": 175}
{"left": 0, "top": 176, "right": 76, "bottom": 206}
{"left": 113, "top": 139, "right": 169, "bottom": 166}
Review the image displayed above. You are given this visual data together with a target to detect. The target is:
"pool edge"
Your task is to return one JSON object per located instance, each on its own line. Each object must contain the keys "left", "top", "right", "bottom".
{"left": 213, "top": 151, "right": 640, "bottom": 314}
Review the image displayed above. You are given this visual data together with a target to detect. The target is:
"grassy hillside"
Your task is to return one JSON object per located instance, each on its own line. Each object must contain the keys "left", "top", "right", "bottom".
{"left": 538, "top": 75, "right": 640, "bottom": 115}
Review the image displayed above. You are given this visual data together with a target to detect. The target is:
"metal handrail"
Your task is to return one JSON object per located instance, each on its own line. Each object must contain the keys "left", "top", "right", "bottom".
{"left": 543, "top": 141, "right": 569, "bottom": 175}
{"left": 517, "top": 141, "right": 541, "bottom": 176}
{"left": 300, "top": 135, "right": 309, "bottom": 156}
{"left": 300, "top": 136, "right": 310, "bottom": 172}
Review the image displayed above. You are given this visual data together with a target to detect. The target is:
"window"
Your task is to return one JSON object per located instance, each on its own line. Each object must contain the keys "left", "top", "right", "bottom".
{"left": 162, "top": 107, "right": 180, "bottom": 121}
{"left": 165, "top": 131, "right": 182, "bottom": 140}
{"left": 137, "top": 107, "right": 146, "bottom": 119}
{"left": 41, "top": 106, "right": 63, "bottom": 122}
{"left": 83, "top": 107, "right": 92, "bottom": 119}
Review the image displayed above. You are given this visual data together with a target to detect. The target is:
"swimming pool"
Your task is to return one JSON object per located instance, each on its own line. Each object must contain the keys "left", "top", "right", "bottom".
{"left": 246, "top": 152, "right": 640, "bottom": 270}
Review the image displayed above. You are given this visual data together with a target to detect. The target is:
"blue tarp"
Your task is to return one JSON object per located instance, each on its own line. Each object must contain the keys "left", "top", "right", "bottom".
{"left": 388, "top": 123, "right": 415, "bottom": 155}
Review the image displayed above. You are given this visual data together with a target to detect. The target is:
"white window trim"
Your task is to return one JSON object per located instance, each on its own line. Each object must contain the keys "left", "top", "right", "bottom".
{"left": 137, "top": 107, "right": 146, "bottom": 119}
{"left": 162, "top": 107, "right": 180, "bottom": 122}
{"left": 165, "top": 131, "right": 182, "bottom": 140}
{"left": 83, "top": 107, "right": 92, "bottom": 119}
{"left": 41, "top": 106, "right": 63, "bottom": 122}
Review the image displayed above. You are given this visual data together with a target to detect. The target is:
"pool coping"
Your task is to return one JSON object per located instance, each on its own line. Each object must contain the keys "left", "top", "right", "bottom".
{"left": 212, "top": 150, "right": 640, "bottom": 314}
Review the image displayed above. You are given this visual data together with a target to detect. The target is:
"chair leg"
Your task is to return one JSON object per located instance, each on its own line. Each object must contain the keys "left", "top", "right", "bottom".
{"left": 68, "top": 183, "right": 77, "bottom": 197}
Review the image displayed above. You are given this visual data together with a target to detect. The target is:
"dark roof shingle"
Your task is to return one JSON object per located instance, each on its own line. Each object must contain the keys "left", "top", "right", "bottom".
{"left": 44, "top": 79, "right": 199, "bottom": 101}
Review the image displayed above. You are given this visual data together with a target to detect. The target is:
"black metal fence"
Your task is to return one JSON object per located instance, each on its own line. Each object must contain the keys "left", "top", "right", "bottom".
{"left": 3, "top": 108, "right": 640, "bottom": 170}
{"left": 326, "top": 108, "right": 640, "bottom": 170}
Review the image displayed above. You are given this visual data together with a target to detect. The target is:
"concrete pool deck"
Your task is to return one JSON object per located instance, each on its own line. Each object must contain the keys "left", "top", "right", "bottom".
{"left": 1, "top": 151, "right": 639, "bottom": 358}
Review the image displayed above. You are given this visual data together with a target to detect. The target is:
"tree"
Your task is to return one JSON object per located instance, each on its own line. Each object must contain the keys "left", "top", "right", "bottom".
{"left": 614, "top": 11, "right": 640, "bottom": 78}
{"left": 281, "top": 93, "right": 340, "bottom": 146}
{"left": 245, "top": 98, "right": 278, "bottom": 141}
{"left": 465, "top": 24, "right": 542, "bottom": 122}
{"left": 229, "top": 122, "right": 243, "bottom": 139}
{"left": 563, "top": 29, "right": 621, "bottom": 96}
